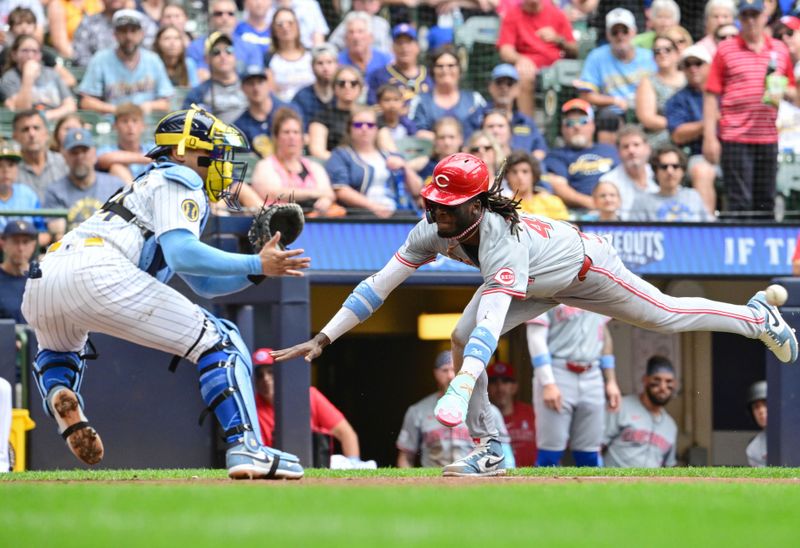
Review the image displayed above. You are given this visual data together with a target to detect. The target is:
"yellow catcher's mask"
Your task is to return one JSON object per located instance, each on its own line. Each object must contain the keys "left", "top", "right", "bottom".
{"left": 149, "top": 105, "right": 250, "bottom": 208}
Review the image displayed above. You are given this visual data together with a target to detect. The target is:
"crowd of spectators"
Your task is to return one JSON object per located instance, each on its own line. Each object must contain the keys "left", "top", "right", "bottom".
{"left": 0, "top": 0, "right": 797, "bottom": 231}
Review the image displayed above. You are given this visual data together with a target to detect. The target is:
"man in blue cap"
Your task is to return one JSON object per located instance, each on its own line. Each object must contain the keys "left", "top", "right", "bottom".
{"left": 367, "top": 23, "right": 432, "bottom": 106}
{"left": 43, "top": 128, "right": 125, "bottom": 240}
{"left": 0, "top": 219, "right": 38, "bottom": 322}
{"left": 468, "top": 63, "right": 548, "bottom": 159}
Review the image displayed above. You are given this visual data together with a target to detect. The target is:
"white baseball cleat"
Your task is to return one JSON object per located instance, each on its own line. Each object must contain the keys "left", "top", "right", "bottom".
{"left": 748, "top": 291, "right": 798, "bottom": 364}
{"left": 49, "top": 387, "right": 104, "bottom": 465}
{"left": 442, "top": 438, "right": 506, "bottom": 477}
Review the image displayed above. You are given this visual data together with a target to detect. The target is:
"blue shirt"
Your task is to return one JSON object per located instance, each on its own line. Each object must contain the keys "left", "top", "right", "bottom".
{"left": 410, "top": 90, "right": 487, "bottom": 135}
{"left": 77, "top": 48, "right": 174, "bottom": 106}
{"left": 234, "top": 96, "right": 298, "bottom": 157}
{"left": 545, "top": 143, "right": 620, "bottom": 196}
{"left": 664, "top": 85, "right": 704, "bottom": 156}
{"left": 0, "top": 183, "right": 43, "bottom": 232}
{"left": 233, "top": 21, "right": 272, "bottom": 57}
{"left": 187, "top": 35, "right": 264, "bottom": 74}
{"left": 576, "top": 45, "right": 656, "bottom": 105}
{"left": 291, "top": 85, "right": 330, "bottom": 131}
{"left": 338, "top": 49, "right": 393, "bottom": 80}
{"left": 366, "top": 64, "right": 433, "bottom": 105}
{"left": 0, "top": 268, "right": 27, "bottom": 323}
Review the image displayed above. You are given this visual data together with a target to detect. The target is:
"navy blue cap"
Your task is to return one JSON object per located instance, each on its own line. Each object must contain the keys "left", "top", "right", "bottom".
{"left": 739, "top": 0, "right": 764, "bottom": 13}
{"left": 240, "top": 65, "right": 268, "bottom": 82}
{"left": 434, "top": 350, "right": 452, "bottom": 369}
{"left": 392, "top": 23, "right": 417, "bottom": 40}
{"left": 2, "top": 219, "right": 37, "bottom": 238}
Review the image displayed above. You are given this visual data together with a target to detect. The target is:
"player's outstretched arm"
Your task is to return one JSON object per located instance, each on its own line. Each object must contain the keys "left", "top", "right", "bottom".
{"left": 272, "top": 256, "right": 417, "bottom": 361}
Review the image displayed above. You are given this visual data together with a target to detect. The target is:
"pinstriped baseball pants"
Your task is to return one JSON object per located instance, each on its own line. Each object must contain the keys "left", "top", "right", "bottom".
{"left": 21, "top": 245, "right": 219, "bottom": 363}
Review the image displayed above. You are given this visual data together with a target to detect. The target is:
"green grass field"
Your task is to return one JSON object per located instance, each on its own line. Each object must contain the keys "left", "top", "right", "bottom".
{"left": 2, "top": 468, "right": 799, "bottom": 547}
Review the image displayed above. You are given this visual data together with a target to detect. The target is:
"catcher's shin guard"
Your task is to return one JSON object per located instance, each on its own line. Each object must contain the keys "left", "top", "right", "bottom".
{"left": 32, "top": 348, "right": 103, "bottom": 465}
{"left": 196, "top": 312, "right": 263, "bottom": 444}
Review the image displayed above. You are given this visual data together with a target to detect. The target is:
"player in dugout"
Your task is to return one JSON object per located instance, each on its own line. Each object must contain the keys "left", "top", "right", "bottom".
{"left": 21, "top": 105, "right": 311, "bottom": 480}
{"left": 273, "top": 152, "right": 797, "bottom": 477}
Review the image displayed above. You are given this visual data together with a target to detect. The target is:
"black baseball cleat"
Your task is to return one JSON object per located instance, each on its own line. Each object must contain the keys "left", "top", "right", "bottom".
{"left": 49, "top": 387, "right": 104, "bottom": 465}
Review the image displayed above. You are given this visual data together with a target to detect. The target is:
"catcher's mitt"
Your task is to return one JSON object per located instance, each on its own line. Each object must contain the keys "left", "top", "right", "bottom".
{"left": 248, "top": 202, "right": 305, "bottom": 251}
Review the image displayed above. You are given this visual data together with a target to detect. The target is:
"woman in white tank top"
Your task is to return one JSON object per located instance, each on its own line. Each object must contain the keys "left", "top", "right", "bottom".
{"left": 266, "top": 8, "right": 315, "bottom": 102}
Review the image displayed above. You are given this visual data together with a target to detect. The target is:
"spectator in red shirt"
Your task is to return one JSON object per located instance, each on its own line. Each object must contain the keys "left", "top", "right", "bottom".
{"left": 497, "top": 0, "right": 577, "bottom": 118}
{"left": 703, "top": 0, "right": 797, "bottom": 215}
{"left": 486, "top": 361, "right": 537, "bottom": 467}
{"left": 252, "top": 348, "right": 365, "bottom": 466}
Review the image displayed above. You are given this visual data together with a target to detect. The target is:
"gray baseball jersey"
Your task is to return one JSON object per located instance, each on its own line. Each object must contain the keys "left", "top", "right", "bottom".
{"left": 396, "top": 393, "right": 509, "bottom": 467}
{"left": 746, "top": 431, "right": 767, "bottom": 467}
{"left": 435, "top": 210, "right": 765, "bottom": 441}
{"left": 603, "top": 394, "right": 677, "bottom": 467}
{"left": 532, "top": 305, "right": 609, "bottom": 363}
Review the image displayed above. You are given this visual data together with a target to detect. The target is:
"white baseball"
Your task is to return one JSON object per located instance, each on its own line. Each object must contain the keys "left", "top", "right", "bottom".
{"left": 766, "top": 284, "right": 789, "bottom": 306}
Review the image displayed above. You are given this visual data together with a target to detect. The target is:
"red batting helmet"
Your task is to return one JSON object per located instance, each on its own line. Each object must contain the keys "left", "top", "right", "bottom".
{"left": 421, "top": 153, "right": 490, "bottom": 206}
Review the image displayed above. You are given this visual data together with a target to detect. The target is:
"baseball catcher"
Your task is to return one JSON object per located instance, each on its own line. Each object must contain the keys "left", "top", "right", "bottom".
{"left": 22, "top": 105, "right": 310, "bottom": 479}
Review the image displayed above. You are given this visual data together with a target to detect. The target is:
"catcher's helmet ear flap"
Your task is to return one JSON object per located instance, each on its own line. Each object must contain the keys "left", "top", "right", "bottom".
{"left": 421, "top": 153, "right": 490, "bottom": 206}
{"left": 147, "top": 105, "right": 251, "bottom": 208}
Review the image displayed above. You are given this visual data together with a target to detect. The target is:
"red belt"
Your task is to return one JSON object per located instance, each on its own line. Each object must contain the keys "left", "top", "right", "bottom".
{"left": 578, "top": 256, "right": 592, "bottom": 281}
{"left": 566, "top": 362, "right": 592, "bottom": 374}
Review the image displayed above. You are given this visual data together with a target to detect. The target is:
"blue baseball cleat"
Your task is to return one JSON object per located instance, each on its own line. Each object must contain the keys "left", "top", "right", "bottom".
{"left": 748, "top": 291, "right": 798, "bottom": 364}
{"left": 442, "top": 438, "right": 506, "bottom": 477}
{"left": 226, "top": 436, "right": 304, "bottom": 480}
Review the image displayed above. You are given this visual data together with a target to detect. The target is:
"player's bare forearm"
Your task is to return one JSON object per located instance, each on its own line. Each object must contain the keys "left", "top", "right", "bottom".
{"left": 271, "top": 333, "right": 331, "bottom": 363}
{"left": 603, "top": 369, "right": 621, "bottom": 411}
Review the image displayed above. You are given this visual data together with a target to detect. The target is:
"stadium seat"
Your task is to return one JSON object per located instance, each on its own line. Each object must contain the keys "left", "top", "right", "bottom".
{"left": 396, "top": 136, "right": 432, "bottom": 161}
{"left": 537, "top": 59, "right": 584, "bottom": 144}
{"left": 453, "top": 15, "right": 500, "bottom": 99}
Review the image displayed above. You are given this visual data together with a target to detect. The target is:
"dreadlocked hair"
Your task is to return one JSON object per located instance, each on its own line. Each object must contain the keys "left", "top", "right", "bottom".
{"left": 480, "top": 164, "right": 522, "bottom": 237}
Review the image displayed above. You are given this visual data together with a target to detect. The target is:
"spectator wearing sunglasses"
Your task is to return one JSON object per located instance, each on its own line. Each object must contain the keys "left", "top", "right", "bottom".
{"left": 186, "top": 0, "right": 264, "bottom": 83}
{"left": 183, "top": 32, "right": 249, "bottom": 124}
{"left": 696, "top": 0, "right": 737, "bottom": 57}
{"left": 635, "top": 35, "right": 685, "bottom": 148}
{"left": 773, "top": 16, "right": 800, "bottom": 71}
{"left": 576, "top": 8, "right": 656, "bottom": 116}
{"left": 629, "top": 145, "right": 714, "bottom": 221}
{"left": 544, "top": 99, "right": 619, "bottom": 211}
{"left": 325, "top": 105, "right": 422, "bottom": 218}
{"left": 664, "top": 45, "right": 719, "bottom": 214}
{"left": 308, "top": 65, "right": 364, "bottom": 161}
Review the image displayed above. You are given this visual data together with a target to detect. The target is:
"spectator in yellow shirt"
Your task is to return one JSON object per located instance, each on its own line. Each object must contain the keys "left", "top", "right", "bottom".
{"left": 506, "top": 150, "right": 569, "bottom": 220}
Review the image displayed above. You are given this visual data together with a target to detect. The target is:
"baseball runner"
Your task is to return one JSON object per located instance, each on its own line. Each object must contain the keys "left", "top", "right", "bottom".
{"left": 527, "top": 305, "right": 620, "bottom": 467}
{"left": 273, "top": 152, "right": 797, "bottom": 477}
{"left": 603, "top": 356, "right": 678, "bottom": 468}
{"left": 21, "top": 105, "right": 310, "bottom": 480}
{"left": 0, "top": 377, "right": 10, "bottom": 473}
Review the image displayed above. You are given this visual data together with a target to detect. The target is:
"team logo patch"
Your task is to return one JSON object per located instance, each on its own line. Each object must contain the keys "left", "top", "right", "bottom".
{"left": 181, "top": 199, "right": 200, "bottom": 222}
{"left": 494, "top": 268, "right": 515, "bottom": 286}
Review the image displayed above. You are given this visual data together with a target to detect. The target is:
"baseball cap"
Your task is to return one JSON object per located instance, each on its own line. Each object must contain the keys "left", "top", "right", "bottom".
{"left": 679, "top": 44, "right": 712, "bottom": 67}
{"left": 63, "top": 127, "right": 94, "bottom": 151}
{"left": 311, "top": 43, "right": 338, "bottom": 61}
{"left": 0, "top": 141, "right": 21, "bottom": 162}
{"left": 739, "top": 0, "right": 764, "bottom": 14}
{"left": 205, "top": 31, "right": 233, "bottom": 57}
{"left": 2, "top": 219, "right": 37, "bottom": 238}
{"left": 112, "top": 9, "right": 144, "bottom": 29}
{"left": 606, "top": 7, "right": 636, "bottom": 33}
{"left": 491, "top": 63, "right": 519, "bottom": 82}
{"left": 645, "top": 355, "right": 675, "bottom": 376}
{"left": 392, "top": 23, "right": 417, "bottom": 41}
{"left": 780, "top": 15, "right": 800, "bottom": 30}
{"left": 486, "top": 361, "right": 515, "bottom": 380}
{"left": 240, "top": 65, "right": 267, "bottom": 82}
{"left": 561, "top": 97, "right": 594, "bottom": 120}
{"left": 434, "top": 350, "right": 452, "bottom": 369}
{"left": 252, "top": 348, "right": 275, "bottom": 366}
